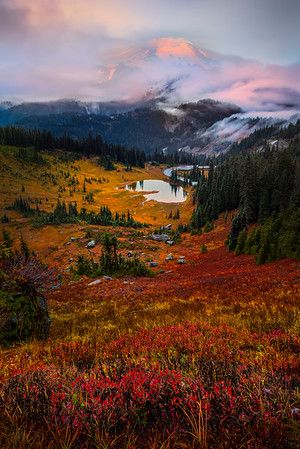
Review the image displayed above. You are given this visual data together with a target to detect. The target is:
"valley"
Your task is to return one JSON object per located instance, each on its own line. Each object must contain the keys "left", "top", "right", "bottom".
{"left": 0, "top": 140, "right": 299, "bottom": 448}
{"left": 0, "top": 146, "right": 193, "bottom": 265}
{"left": 1, "top": 1, "right": 300, "bottom": 447}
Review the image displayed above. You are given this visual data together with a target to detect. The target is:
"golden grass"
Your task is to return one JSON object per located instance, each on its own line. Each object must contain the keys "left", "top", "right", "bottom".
{"left": 0, "top": 145, "right": 192, "bottom": 261}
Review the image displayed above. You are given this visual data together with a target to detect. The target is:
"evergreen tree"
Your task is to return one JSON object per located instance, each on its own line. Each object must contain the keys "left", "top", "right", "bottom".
{"left": 227, "top": 213, "right": 246, "bottom": 251}
{"left": 20, "top": 234, "right": 30, "bottom": 260}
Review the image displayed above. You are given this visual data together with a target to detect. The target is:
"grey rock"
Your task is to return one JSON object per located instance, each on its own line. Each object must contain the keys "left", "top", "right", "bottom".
{"left": 86, "top": 240, "right": 96, "bottom": 248}
{"left": 103, "top": 275, "right": 113, "bottom": 281}
{"left": 165, "top": 253, "right": 174, "bottom": 261}
{"left": 151, "top": 234, "right": 170, "bottom": 242}
{"left": 166, "top": 240, "right": 174, "bottom": 246}
{"left": 149, "top": 261, "right": 159, "bottom": 267}
{"left": 88, "top": 279, "right": 102, "bottom": 286}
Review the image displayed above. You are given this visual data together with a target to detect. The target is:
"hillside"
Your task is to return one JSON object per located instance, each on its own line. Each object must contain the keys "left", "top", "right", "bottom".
{"left": 1, "top": 0, "right": 300, "bottom": 447}
{"left": 0, "top": 141, "right": 300, "bottom": 448}
{"left": 0, "top": 99, "right": 242, "bottom": 154}
{"left": 0, "top": 146, "right": 192, "bottom": 261}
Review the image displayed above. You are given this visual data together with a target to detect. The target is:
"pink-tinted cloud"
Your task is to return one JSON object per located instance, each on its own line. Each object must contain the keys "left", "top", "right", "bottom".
{"left": 153, "top": 38, "right": 204, "bottom": 59}
{"left": 202, "top": 60, "right": 300, "bottom": 110}
{"left": 0, "top": 1, "right": 299, "bottom": 104}
{"left": 96, "top": 38, "right": 300, "bottom": 112}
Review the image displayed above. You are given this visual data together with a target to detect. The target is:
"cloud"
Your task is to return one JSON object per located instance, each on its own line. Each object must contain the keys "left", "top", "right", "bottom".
{"left": 200, "top": 60, "right": 300, "bottom": 111}
{"left": 94, "top": 38, "right": 300, "bottom": 113}
{"left": 198, "top": 109, "right": 300, "bottom": 153}
{"left": 253, "top": 87, "right": 300, "bottom": 109}
{"left": 0, "top": 0, "right": 30, "bottom": 38}
{"left": 0, "top": 1, "right": 299, "bottom": 103}
{"left": 1, "top": 0, "right": 300, "bottom": 61}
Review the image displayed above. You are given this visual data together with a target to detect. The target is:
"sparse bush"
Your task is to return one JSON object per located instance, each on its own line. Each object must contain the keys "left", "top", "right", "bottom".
{"left": 0, "top": 241, "right": 55, "bottom": 345}
{"left": 203, "top": 222, "right": 213, "bottom": 233}
{"left": 16, "top": 147, "right": 47, "bottom": 166}
{"left": 0, "top": 214, "right": 10, "bottom": 223}
{"left": 73, "top": 233, "right": 151, "bottom": 278}
{"left": 0, "top": 275, "right": 50, "bottom": 345}
{"left": 200, "top": 244, "right": 208, "bottom": 254}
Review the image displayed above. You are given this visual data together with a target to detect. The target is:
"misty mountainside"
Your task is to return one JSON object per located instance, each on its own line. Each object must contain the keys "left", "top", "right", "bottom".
{"left": 0, "top": 98, "right": 298, "bottom": 155}
{"left": 1, "top": 38, "right": 299, "bottom": 155}
{"left": 0, "top": 98, "right": 240, "bottom": 153}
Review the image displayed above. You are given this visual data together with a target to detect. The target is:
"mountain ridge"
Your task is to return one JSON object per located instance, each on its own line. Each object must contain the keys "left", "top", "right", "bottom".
{"left": 0, "top": 97, "right": 299, "bottom": 155}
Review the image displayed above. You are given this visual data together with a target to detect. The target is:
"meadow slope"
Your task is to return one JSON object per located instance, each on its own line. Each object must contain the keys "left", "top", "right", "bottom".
{"left": 0, "top": 147, "right": 300, "bottom": 448}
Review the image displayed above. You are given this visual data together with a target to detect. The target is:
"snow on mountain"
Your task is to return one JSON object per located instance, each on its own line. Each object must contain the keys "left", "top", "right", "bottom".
{"left": 96, "top": 37, "right": 300, "bottom": 114}
{"left": 0, "top": 37, "right": 299, "bottom": 155}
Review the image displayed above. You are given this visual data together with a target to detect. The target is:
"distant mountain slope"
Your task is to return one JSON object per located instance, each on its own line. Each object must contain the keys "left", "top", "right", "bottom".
{"left": 0, "top": 99, "right": 241, "bottom": 154}
{"left": 0, "top": 98, "right": 298, "bottom": 155}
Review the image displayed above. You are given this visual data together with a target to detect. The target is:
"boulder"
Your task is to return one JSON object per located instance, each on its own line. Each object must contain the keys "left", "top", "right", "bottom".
{"left": 149, "top": 261, "right": 158, "bottom": 267}
{"left": 103, "top": 275, "right": 113, "bottom": 281}
{"left": 165, "top": 253, "right": 174, "bottom": 261}
{"left": 151, "top": 234, "right": 170, "bottom": 242}
{"left": 88, "top": 279, "right": 102, "bottom": 286}
{"left": 86, "top": 240, "right": 96, "bottom": 249}
{"left": 166, "top": 240, "right": 174, "bottom": 246}
{"left": 177, "top": 256, "right": 186, "bottom": 264}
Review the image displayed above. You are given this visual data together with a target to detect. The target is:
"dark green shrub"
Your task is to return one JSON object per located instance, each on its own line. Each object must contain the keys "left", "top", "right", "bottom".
{"left": 226, "top": 213, "right": 246, "bottom": 251}
{"left": 200, "top": 244, "right": 208, "bottom": 254}
{"left": 203, "top": 222, "right": 214, "bottom": 233}
{"left": 235, "top": 229, "right": 247, "bottom": 255}
{"left": 73, "top": 233, "right": 152, "bottom": 278}
{"left": 0, "top": 273, "right": 50, "bottom": 345}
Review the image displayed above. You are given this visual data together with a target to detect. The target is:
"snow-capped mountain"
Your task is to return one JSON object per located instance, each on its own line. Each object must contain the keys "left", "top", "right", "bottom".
{"left": 0, "top": 37, "right": 299, "bottom": 155}
{"left": 97, "top": 37, "right": 216, "bottom": 104}
{"left": 96, "top": 37, "right": 300, "bottom": 113}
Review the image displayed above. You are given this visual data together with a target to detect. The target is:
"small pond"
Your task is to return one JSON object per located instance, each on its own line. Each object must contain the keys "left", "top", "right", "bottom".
{"left": 125, "top": 179, "right": 187, "bottom": 203}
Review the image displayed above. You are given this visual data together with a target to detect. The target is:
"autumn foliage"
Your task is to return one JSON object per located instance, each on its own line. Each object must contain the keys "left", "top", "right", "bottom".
{"left": 0, "top": 148, "right": 299, "bottom": 448}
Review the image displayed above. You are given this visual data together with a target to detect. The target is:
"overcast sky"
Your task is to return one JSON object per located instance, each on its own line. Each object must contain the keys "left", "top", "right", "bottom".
{"left": 0, "top": 0, "right": 299, "bottom": 101}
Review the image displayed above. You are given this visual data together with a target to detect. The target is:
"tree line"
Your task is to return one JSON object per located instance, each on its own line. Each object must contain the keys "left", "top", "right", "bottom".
{"left": 0, "top": 125, "right": 211, "bottom": 168}
{"left": 0, "top": 126, "right": 146, "bottom": 167}
{"left": 10, "top": 198, "right": 147, "bottom": 229}
{"left": 227, "top": 119, "right": 300, "bottom": 156}
{"left": 192, "top": 125, "right": 300, "bottom": 263}
{"left": 148, "top": 149, "right": 207, "bottom": 166}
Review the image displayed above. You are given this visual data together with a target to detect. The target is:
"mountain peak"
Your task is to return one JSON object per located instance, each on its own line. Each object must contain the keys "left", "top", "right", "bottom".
{"left": 151, "top": 37, "right": 207, "bottom": 60}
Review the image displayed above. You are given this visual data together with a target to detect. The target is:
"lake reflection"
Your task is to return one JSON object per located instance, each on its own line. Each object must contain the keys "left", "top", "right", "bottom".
{"left": 125, "top": 179, "right": 187, "bottom": 203}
